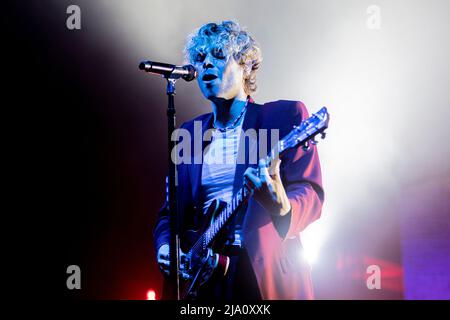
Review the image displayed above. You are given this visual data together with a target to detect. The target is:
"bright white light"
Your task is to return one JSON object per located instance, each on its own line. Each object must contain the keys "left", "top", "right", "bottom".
{"left": 300, "top": 218, "right": 328, "bottom": 265}
{"left": 303, "top": 245, "right": 320, "bottom": 265}
{"left": 146, "top": 289, "right": 156, "bottom": 300}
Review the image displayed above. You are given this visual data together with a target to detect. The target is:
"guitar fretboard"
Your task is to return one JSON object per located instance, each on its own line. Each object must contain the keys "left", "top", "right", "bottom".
{"left": 192, "top": 146, "right": 283, "bottom": 254}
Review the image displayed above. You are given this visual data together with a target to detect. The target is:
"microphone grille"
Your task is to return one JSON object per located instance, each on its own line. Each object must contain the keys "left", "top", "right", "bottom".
{"left": 182, "top": 64, "right": 198, "bottom": 82}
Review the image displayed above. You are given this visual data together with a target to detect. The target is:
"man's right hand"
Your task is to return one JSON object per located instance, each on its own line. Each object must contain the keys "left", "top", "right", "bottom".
{"left": 157, "top": 244, "right": 190, "bottom": 279}
{"left": 157, "top": 244, "right": 171, "bottom": 276}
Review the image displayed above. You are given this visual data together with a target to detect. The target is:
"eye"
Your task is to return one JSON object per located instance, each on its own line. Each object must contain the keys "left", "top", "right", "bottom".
{"left": 193, "top": 52, "right": 206, "bottom": 63}
{"left": 211, "top": 47, "right": 226, "bottom": 60}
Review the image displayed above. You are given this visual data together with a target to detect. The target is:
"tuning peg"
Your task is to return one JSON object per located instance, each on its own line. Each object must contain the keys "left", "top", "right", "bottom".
{"left": 311, "top": 138, "right": 318, "bottom": 145}
{"left": 302, "top": 141, "right": 310, "bottom": 151}
{"left": 321, "top": 132, "right": 327, "bottom": 139}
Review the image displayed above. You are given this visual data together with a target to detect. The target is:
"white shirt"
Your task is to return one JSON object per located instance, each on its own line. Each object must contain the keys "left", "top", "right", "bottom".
{"left": 201, "top": 123, "right": 243, "bottom": 214}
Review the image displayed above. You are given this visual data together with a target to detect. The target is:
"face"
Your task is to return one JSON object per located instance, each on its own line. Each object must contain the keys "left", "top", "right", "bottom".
{"left": 193, "top": 44, "right": 246, "bottom": 100}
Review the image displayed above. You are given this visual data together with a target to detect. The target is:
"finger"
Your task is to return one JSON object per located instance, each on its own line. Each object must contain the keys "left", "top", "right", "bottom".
{"left": 243, "top": 166, "right": 258, "bottom": 178}
{"left": 181, "top": 272, "right": 192, "bottom": 280}
{"left": 244, "top": 167, "right": 259, "bottom": 187}
{"left": 258, "top": 159, "right": 277, "bottom": 197}
{"left": 179, "top": 256, "right": 189, "bottom": 269}
{"left": 258, "top": 159, "right": 271, "bottom": 185}
{"left": 159, "top": 260, "right": 170, "bottom": 268}
{"left": 265, "top": 179, "right": 275, "bottom": 195}
{"left": 258, "top": 158, "right": 267, "bottom": 170}
{"left": 245, "top": 170, "right": 261, "bottom": 191}
{"left": 244, "top": 175, "right": 257, "bottom": 190}
{"left": 159, "top": 252, "right": 170, "bottom": 260}
{"left": 268, "top": 157, "right": 282, "bottom": 179}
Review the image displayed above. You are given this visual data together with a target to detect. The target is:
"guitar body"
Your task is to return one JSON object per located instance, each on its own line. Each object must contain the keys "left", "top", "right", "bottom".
{"left": 162, "top": 199, "right": 232, "bottom": 300}
{"left": 181, "top": 199, "right": 232, "bottom": 299}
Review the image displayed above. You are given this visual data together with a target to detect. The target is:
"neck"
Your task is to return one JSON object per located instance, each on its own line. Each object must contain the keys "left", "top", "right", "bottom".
{"left": 210, "top": 92, "right": 248, "bottom": 129}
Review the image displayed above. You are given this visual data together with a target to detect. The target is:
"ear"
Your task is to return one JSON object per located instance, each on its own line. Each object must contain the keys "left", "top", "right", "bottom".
{"left": 243, "top": 61, "right": 252, "bottom": 78}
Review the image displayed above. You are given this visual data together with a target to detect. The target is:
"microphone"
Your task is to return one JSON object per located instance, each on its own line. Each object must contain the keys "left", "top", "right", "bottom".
{"left": 139, "top": 60, "right": 197, "bottom": 82}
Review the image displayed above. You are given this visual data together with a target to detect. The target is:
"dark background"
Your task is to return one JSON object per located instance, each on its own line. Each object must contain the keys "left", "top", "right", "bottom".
{"left": 6, "top": 1, "right": 168, "bottom": 299}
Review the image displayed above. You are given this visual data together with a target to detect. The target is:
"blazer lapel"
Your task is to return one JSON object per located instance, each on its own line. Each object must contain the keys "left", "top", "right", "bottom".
{"left": 232, "top": 101, "right": 260, "bottom": 196}
{"left": 189, "top": 112, "right": 214, "bottom": 210}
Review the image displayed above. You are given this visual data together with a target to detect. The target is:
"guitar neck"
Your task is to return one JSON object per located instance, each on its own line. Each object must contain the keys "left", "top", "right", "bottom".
{"left": 202, "top": 148, "right": 281, "bottom": 247}
{"left": 202, "top": 185, "right": 248, "bottom": 247}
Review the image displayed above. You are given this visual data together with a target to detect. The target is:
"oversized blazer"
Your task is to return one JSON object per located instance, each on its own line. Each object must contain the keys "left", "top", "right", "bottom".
{"left": 153, "top": 99, "right": 324, "bottom": 299}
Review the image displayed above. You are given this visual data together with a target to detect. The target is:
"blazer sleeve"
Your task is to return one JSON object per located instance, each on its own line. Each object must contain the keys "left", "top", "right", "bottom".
{"left": 153, "top": 176, "right": 170, "bottom": 253}
{"left": 280, "top": 101, "right": 325, "bottom": 239}
{"left": 152, "top": 120, "right": 197, "bottom": 253}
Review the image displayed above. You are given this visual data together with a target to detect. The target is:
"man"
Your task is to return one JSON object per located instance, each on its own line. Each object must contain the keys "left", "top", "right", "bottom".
{"left": 153, "top": 21, "right": 324, "bottom": 300}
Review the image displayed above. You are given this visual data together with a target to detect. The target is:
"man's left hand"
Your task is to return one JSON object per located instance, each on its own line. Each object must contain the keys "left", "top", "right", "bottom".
{"left": 243, "top": 158, "right": 291, "bottom": 216}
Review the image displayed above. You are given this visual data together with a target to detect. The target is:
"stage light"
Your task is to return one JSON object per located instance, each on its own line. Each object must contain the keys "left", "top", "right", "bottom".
{"left": 301, "top": 218, "right": 328, "bottom": 266}
{"left": 303, "top": 245, "right": 319, "bottom": 265}
{"left": 146, "top": 289, "right": 156, "bottom": 300}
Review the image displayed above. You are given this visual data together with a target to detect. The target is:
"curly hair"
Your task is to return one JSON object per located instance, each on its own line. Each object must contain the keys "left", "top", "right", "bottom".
{"left": 184, "top": 20, "right": 262, "bottom": 95}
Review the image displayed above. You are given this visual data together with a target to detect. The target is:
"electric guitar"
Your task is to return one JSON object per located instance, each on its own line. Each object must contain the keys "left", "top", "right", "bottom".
{"left": 179, "top": 107, "right": 330, "bottom": 299}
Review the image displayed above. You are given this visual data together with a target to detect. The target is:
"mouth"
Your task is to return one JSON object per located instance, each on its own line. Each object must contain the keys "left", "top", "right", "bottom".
{"left": 202, "top": 74, "right": 218, "bottom": 82}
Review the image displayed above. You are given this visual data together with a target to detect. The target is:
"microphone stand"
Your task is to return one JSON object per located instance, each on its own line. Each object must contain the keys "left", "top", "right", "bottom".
{"left": 166, "top": 77, "right": 180, "bottom": 300}
{"left": 140, "top": 60, "right": 197, "bottom": 300}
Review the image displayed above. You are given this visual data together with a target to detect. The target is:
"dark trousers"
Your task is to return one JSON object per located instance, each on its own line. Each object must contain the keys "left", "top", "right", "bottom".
{"left": 196, "top": 247, "right": 261, "bottom": 301}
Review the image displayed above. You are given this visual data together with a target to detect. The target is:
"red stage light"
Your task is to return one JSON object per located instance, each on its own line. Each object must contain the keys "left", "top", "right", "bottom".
{"left": 146, "top": 289, "right": 156, "bottom": 300}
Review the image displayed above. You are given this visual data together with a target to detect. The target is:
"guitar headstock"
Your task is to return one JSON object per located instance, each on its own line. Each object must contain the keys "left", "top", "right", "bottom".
{"left": 280, "top": 107, "right": 330, "bottom": 153}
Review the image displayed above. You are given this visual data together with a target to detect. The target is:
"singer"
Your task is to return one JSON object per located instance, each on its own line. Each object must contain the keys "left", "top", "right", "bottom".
{"left": 153, "top": 20, "right": 324, "bottom": 300}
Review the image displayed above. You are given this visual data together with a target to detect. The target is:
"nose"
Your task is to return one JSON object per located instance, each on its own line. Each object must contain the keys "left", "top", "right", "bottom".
{"left": 202, "top": 53, "right": 214, "bottom": 70}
